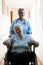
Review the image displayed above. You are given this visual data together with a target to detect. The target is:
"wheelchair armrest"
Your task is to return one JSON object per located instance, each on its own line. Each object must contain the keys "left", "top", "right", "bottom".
{"left": 30, "top": 45, "right": 35, "bottom": 53}
{"left": 29, "top": 40, "right": 39, "bottom": 53}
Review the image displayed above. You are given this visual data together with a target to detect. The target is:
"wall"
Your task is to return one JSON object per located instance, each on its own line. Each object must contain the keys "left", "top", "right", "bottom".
{"left": 0, "top": 0, "right": 2, "bottom": 14}
{"left": 0, "top": 14, "right": 11, "bottom": 62}
{"left": 30, "top": 0, "right": 43, "bottom": 63}
{"left": 0, "top": 0, "right": 10, "bottom": 62}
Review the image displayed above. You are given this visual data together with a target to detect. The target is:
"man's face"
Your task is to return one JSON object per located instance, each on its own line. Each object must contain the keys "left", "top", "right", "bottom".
{"left": 18, "top": 12, "right": 24, "bottom": 19}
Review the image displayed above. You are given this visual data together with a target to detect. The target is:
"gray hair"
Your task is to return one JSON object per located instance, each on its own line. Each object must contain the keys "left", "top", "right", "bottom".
{"left": 18, "top": 8, "right": 25, "bottom": 14}
{"left": 14, "top": 24, "right": 23, "bottom": 33}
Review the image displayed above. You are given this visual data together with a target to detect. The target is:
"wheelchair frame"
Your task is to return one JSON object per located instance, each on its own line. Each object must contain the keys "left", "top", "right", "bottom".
{"left": 4, "top": 43, "right": 38, "bottom": 65}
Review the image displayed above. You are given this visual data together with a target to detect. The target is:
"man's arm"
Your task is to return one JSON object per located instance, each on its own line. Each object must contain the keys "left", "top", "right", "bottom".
{"left": 10, "top": 31, "right": 13, "bottom": 36}
{"left": 10, "top": 21, "right": 14, "bottom": 36}
{"left": 26, "top": 21, "right": 32, "bottom": 34}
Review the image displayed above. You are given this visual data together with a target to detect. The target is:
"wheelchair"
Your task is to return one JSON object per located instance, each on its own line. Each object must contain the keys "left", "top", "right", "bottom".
{"left": 4, "top": 41, "right": 38, "bottom": 65}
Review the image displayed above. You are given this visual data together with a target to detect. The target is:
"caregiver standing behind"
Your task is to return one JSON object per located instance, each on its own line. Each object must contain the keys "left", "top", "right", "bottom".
{"left": 10, "top": 8, "right": 32, "bottom": 36}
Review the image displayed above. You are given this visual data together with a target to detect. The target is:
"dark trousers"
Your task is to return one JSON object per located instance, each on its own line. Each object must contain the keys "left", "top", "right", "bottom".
{"left": 9, "top": 52, "right": 35, "bottom": 65}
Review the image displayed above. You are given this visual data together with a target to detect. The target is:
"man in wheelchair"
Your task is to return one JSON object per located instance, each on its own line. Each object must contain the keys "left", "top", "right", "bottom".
{"left": 3, "top": 24, "right": 39, "bottom": 65}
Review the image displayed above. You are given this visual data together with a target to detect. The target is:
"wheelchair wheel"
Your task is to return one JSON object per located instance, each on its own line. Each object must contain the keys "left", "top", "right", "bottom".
{"left": 4, "top": 60, "right": 11, "bottom": 65}
{"left": 31, "top": 57, "right": 38, "bottom": 65}
{"left": 4, "top": 61, "right": 9, "bottom": 65}
{"left": 35, "top": 57, "right": 38, "bottom": 65}
{"left": 29, "top": 55, "right": 38, "bottom": 65}
{"left": 4, "top": 56, "right": 11, "bottom": 65}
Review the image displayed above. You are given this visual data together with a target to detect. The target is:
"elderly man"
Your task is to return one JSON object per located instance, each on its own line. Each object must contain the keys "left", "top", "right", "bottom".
{"left": 10, "top": 8, "right": 32, "bottom": 36}
{"left": 3, "top": 24, "right": 39, "bottom": 65}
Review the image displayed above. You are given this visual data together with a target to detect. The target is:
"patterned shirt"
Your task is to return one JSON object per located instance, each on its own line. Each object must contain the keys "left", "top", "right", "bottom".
{"left": 8, "top": 34, "right": 33, "bottom": 53}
